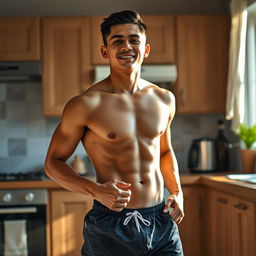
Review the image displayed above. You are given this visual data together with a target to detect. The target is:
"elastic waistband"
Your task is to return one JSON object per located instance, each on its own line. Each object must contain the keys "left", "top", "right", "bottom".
{"left": 92, "top": 200, "right": 165, "bottom": 216}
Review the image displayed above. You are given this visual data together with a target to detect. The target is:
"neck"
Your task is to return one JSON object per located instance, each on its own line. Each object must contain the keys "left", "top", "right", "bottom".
{"left": 109, "top": 67, "right": 142, "bottom": 94}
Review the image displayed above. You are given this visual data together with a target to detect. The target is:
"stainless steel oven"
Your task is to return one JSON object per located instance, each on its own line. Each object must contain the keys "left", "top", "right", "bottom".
{"left": 0, "top": 189, "right": 47, "bottom": 256}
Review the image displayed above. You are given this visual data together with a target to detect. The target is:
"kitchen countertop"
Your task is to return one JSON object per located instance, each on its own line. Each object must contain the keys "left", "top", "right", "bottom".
{"left": 0, "top": 173, "right": 256, "bottom": 202}
{"left": 181, "top": 173, "right": 256, "bottom": 202}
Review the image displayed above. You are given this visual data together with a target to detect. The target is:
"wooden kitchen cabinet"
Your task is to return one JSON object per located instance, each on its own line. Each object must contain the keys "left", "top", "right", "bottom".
{"left": 90, "top": 15, "right": 175, "bottom": 65}
{"left": 207, "top": 189, "right": 256, "bottom": 256}
{"left": 42, "top": 17, "right": 91, "bottom": 116}
{"left": 0, "top": 17, "right": 40, "bottom": 61}
{"left": 175, "top": 15, "right": 229, "bottom": 114}
{"left": 179, "top": 185, "right": 204, "bottom": 256}
{"left": 142, "top": 15, "right": 176, "bottom": 64}
{"left": 229, "top": 196, "right": 256, "bottom": 256}
{"left": 207, "top": 189, "right": 232, "bottom": 256}
{"left": 50, "top": 190, "right": 93, "bottom": 256}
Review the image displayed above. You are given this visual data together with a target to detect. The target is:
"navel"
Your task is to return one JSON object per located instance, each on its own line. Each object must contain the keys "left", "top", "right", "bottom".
{"left": 139, "top": 180, "right": 144, "bottom": 184}
{"left": 108, "top": 132, "right": 116, "bottom": 139}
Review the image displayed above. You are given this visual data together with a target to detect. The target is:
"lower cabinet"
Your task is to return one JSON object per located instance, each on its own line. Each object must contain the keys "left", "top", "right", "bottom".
{"left": 178, "top": 185, "right": 204, "bottom": 256}
{"left": 207, "top": 189, "right": 256, "bottom": 256}
{"left": 50, "top": 190, "right": 93, "bottom": 256}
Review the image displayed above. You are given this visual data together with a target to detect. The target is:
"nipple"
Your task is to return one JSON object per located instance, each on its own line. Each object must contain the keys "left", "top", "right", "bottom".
{"left": 108, "top": 132, "right": 116, "bottom": 139}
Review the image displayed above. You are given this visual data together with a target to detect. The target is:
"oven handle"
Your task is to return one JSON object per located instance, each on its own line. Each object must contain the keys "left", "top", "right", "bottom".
{"left": 0, "top": 207, "right": 37, "bottom": 214}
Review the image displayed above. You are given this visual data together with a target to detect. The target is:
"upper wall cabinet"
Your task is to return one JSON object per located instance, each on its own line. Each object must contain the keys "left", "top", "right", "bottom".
{"left": 90, "top": 15, "right": 176, "bottom": 65}
{"left": 0, "top": 17, "right": 40, "bottom": 61}
{"left": 175, "top": 15, "right": 230, "bottom": 114}
{"left": 142, "top": 15, "right": 175, "bottom": 64}
{"left": 42, "top": 17, "right": 91, "bottom": 116}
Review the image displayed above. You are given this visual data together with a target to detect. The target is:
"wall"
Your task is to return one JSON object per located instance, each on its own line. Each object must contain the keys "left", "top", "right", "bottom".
{"left": 0, "top": 81, "right": 88, "bottom": 175}
{"left": 0, "top": 0, "right": 229, "bottom": 16}
{"left": 0, "top": 81, "right": 241, "bottom": 175}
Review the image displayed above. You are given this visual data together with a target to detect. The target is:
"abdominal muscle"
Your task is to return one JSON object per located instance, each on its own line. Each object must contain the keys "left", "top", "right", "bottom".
{"left": 87, "top": 149, "right": 164, "bottom": 208}
{"left": 95, "top": 166, "right": 165, "bottom": 209}
{"left": 83, "top": 136, "right": 165, "bottom": 209}
{"left": 115, "top": 170, "right": 165, "bottom": 208}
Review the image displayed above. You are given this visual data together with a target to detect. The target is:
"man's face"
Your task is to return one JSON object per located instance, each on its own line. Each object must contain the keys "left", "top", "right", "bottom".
{"left": 101, "top": 23, "right": 150, "bottom": 71}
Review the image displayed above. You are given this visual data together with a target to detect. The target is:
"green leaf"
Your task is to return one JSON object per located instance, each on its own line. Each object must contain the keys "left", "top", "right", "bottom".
{"left": 236, "top": 124, "right": 256, "bottom": 149}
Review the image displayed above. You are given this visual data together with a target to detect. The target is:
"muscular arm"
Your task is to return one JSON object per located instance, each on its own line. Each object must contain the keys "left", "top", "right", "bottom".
{"left": 44, "top": 96, "right": 98, "bottom": 196}
{"left": 160, "top": 93, "right": 184, "bottom": 223}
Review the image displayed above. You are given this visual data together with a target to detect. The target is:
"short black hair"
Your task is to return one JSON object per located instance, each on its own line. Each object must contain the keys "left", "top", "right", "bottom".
{"left": 100, "top": 10, "right": 147, "bottom": 46}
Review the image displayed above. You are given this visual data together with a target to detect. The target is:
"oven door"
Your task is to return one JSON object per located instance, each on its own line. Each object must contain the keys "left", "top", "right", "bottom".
{"left": 0, "top": 205, "right": 46, "bottom": 256}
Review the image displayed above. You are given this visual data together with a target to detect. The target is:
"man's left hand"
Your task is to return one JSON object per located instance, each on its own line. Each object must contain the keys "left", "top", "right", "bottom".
{"left": 162, "top": 194, "right": 184, "bottom": 224}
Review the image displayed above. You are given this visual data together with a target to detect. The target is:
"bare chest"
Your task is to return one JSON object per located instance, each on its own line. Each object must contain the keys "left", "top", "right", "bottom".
{"left": 87, "top": 91, "right": 171, "bottom": 142}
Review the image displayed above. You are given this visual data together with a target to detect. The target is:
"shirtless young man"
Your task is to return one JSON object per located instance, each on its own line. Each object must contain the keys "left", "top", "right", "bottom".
{"left": 45, "top": 10, "right": 184, "bottom": 256}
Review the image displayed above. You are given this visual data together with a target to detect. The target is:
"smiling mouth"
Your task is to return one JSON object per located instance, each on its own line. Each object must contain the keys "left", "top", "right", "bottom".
{"left": 118, "top": 55, "right": 135, "bottom": 60}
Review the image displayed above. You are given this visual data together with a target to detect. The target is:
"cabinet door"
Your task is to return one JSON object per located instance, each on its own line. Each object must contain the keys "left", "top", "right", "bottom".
{"left": 0, "top": 17, "right": 40, "bottom": 61}
{"left": 229, "top": 197, "right": 256, "bottom": 256}
{"left": 178, "top": 185, "right": 203, "bottom": 256}
{"left": 208, "top": 189, "right": 232, "bottom": 256}
{"left": 50, "top": 190, "right": 93, "bottom": 256}
{"left": 143, "top": 15, "right": 175, "bottom": 64}
{"left": 42, "top": 17, "right": 91, "bottom": 116}
{"left": 90, "top": 15, "right": 175, "bottom": 65}
{"left": 176, "top": 15, "right": 229, "bottom": 114}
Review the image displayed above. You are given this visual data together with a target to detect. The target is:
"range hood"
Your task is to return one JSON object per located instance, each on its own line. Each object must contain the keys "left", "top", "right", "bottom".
{"left": 0, "top": 61, "right": 41, "bottom": 81}
{"left": 94, "top": 65, "right": 177, "bottom": 84}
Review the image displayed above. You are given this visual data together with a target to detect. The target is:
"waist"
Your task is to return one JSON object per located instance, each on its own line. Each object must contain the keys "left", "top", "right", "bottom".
{"left": 92, "top": 200, "right": 165, "bottom": 216}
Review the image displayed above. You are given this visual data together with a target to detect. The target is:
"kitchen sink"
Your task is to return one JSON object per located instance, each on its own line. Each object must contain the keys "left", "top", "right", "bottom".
{"left": 226, "top": 174, "right": 256, "bottom": 184}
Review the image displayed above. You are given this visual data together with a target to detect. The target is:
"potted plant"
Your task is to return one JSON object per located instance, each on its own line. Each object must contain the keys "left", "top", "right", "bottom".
{"left": 236, "top": 124, "right": 256, "bottom": 173}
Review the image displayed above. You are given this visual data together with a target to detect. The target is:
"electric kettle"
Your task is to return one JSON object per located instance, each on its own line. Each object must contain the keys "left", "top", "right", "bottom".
{"left": 188, "top": 137, "right": 217, "bottom": 172}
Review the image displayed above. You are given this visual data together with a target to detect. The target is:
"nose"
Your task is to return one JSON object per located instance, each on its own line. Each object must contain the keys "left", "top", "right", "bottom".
{"left": 120, "top": 41, "right": 132, "bottom": 51}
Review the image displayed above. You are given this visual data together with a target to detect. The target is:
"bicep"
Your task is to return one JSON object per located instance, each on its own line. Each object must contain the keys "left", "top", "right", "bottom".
{"left": 46, "top": 97, "right": 88, "bottom": 161}
{"left": 46, "top": 122, "right": 85, "bottom": 161}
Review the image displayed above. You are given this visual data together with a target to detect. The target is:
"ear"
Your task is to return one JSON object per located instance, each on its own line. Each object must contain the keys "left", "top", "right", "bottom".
{"left": 101, "top": 46, "right": 109, "bottom": 59}
{"left": 144, "top": 44, "right": 150, "bottom": 58}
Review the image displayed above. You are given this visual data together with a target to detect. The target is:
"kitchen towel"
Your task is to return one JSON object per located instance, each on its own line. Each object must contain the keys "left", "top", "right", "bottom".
{"left": 4, "top": 220, "right": 28, "bottom": 256}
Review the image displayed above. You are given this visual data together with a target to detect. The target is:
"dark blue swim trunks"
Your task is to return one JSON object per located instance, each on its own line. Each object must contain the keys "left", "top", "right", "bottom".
{"left": 81, "top": 200, "right": 184, "bottom": 256}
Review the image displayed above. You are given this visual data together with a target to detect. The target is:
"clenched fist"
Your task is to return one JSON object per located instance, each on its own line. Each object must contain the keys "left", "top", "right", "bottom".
{"left": 94, "top": 179, "right": 132, "bottom": 211}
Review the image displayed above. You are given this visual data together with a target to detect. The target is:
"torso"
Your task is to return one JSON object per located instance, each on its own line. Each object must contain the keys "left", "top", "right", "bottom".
{"left": 80, "top": 81, "right": 173, "bottom": 208}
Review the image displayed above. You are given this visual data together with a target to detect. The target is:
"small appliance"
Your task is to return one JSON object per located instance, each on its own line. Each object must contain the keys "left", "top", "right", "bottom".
{"left": 188, "top": 137, "right": 217, "bottom": 172}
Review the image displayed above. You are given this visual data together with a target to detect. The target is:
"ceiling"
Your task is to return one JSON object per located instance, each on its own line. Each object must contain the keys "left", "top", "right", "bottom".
{"left": 0, "top": 0, "right": 229, "bottom": 16}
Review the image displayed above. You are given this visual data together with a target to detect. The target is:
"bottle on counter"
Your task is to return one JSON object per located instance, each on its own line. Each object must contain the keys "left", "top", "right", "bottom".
{"left": 215, "top": 119, "right": 230, "bottom": 172}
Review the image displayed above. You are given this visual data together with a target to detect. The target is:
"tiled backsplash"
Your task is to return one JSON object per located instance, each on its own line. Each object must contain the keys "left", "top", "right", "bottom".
{"left": 0, "top": 81, "right": 241, "bottom": 174}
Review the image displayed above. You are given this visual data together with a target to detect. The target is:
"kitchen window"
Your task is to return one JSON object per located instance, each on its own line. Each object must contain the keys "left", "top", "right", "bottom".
{"left": 245, "top": 2, "right": 256, "bottom": 127}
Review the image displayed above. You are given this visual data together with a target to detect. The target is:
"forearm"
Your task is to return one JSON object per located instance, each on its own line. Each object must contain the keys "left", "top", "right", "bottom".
{"left": 160, "top": 148, "right": 183, "bottom": 197}
{"left": 45, "top": 158, "right": 98, "bottom": 197}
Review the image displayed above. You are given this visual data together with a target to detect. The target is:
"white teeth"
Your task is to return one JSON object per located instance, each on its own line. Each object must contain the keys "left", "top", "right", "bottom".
{"left": 119, "top": 56, "right": 134, "bottom": 59}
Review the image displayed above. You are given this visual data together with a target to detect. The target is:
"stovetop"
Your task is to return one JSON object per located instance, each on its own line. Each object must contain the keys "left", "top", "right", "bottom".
{"left": 0, "top": 171, "right": 47, "bottom": 181}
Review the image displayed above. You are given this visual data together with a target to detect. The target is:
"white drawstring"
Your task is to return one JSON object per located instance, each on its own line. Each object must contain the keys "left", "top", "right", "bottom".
{"left": 123, "top": 210, "right": 151, "bottom": 232}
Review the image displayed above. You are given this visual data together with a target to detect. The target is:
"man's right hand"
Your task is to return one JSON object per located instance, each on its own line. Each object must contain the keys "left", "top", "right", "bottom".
{"left": 94, "top": 179, "right": 132, "bottom": 211}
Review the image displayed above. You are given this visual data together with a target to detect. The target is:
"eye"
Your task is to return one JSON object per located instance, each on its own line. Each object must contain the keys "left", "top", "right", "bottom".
{"left": 112, "top": 39, "right": 123, "bottom": 45}
{"left": 130, "top": 39, "right": 140, "bottom": 44}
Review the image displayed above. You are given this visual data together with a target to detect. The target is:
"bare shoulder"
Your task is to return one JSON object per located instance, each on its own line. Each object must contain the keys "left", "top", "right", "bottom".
{"left": 62, "top": 84, "right": 103, "bottom": 124}
{"left": 140, "top": 79, "right": 175, "bottom": 106}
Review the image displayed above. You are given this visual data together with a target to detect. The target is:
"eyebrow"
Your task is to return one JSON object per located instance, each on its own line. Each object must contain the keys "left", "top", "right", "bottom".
{"left": 109, "top": 34, "right": 140, "bottom": 41}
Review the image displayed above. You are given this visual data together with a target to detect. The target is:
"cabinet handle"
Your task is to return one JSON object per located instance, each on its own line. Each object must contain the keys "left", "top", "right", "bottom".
{"left": 234, "top": 204, "right": 247, "bottom": 211}
{"left": 217, "top": 198, "right": 228, "bottom": 204}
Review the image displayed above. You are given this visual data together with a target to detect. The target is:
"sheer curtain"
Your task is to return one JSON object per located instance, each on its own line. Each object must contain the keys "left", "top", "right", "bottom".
{"left": 245, "top": 3, "right": 256, "bottom": 128}
{"left": 226, "top": 0, "right": 248, "bottom": 132}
